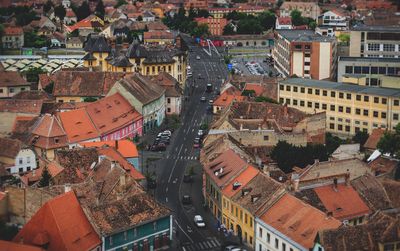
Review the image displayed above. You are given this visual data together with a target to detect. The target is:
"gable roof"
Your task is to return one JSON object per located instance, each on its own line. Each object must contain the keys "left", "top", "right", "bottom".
{"left": 84, "top": 93, "right": 142, "bottom": 135}
{"left": 260, "top": 194, "right": 341, "bottom": 249}
{"left": 79, "top": 139, "right": 138, "bottom": 158}
{"left": 0, "top": 71, "right": 29, "bottom": 87}
{"left": 58, "top": 109, "right": 100, "bottom": 144}
{"left": 151, "top": 72, "right": 182, "bottom": 97}
{"left": 4, "top": 26, "right": 23, "bottom": 35}
{"left": 364, "top": 128, "right": 385, "bottom": 150}
{"left": 0, "top": 100, "right": 43, "bottom": 114}
{"left": 0, "top": 137, "right": 22, "bottom": 159}
{"left": 314, "top": 184, "right": 371, "bottom": 221}
{"left": 118, "top": 73, "right": 165, "bottom": 105}
{"left": 20, "top": 161, "right": 64, "bottom": 185}
{"left": 244, "top": 83, "right": 264, "bottom": 96}
{"left": 368, "top": 156, "right": 399, "bottom": 176}
{"left": 13, "top": 191, "right": 101, "bottom": 251}
{"left": 222, "top": 165, "right": 259, "bottom": 198}
{"left": 0, "top": 240, "right": 44, "bottom": 251}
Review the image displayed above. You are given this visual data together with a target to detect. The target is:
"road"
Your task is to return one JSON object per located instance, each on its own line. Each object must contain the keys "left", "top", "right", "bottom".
{"left": 152, "top": 36, "right": 229, "bottom": 251}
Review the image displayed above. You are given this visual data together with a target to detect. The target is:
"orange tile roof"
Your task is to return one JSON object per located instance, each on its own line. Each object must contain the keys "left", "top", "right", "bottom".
{"left": 363, "top": 128, "right": 384, "bottom": 150}
{"left": 260, "top": 194, "right": 341, "bottom": 249}
{"left": 21, "top": 162, "right": 64, "bottom": 185}
{"left": 67, "top": 15, "right": 102, "bottom": 32}
{"left": 79, "top": 139, "right": 138, "bottom": 158}
{"left": 85, "top": 93, "right": 142, "bottom": 135}
{"left": 58, "top": 109, "right": 100, "bottom": 144}
{"left": 244, "top": 83, "right": 264, "bottom": 96}
{"left": 144, "top": 31, "right": 174, "bottom": 40}
{"left": 31, "top": 114, "right": 69, "bottom": 150}
{"left": 4, "top": 26, "right": 23, "bottom": 35}
{"left": 314, "top": 184, "right": 371, "bottom": 221}
{"left": 97, "top": 147, "right": 144, "bottom": 180}
{"left": 13, "top": 191, "right": 101, "bottom": 251}
{"left": 0, "top": 240, "right": 44, "bottom": 251}
{"left": 222, "top": 165, "right": 259, "bottom": 198}
{"left": 213, "top": 92, "right": 245, "bottom": 107}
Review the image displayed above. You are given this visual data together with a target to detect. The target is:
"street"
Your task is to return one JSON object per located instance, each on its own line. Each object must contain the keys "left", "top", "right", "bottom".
{"left": 146, "top": 36, "right": 229, "bottom": 251}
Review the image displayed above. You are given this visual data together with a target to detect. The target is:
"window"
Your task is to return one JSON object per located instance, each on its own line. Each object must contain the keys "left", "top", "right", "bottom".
{"left": 286, "top": 85, "right": 291, "bottom": 91}
{"left": 27, "top": 157, "right": 31, "bottom": 163}
{"left": 315, "top": 89, "right": 320, "bottom": 95}
{"left": 364, "top": 96, "right": 369, "bottom": 102}
{"left": 363, "top": 109, "right": 369, "bottom": 116}
{"left": 374, "top": 97, "right": 379, "bottom": 103}
{"left": 331, "top": 91, "right": 336, "bottom": 98}
{"left": 54, "top": 138, "right": 59, "bottom": 144}
{"left": 322, "top": 103, "right": 327, "bottom": 110}
{"left": 275, "top": 238, "right": 279, "bottom": 249}
{"left": 259, "top": 244, "right": 262, "bottom": 251}
{"left": 27, "top": 166, "right": 31, "bottom": 171}
{"left": 395, "top": 100, "right": 400, "bottom": 106}
{"left": 167, "top": 98, "right": 171, "bottom": 104}
{"left": 362, "top": 66, "right": 369, "bottom": 74}
{"left": 308, "top": 88, "right": 312, "bottom": 94}
{"left": 394, "top": 113, "right": 399, "bottom": 120}
{"left": 323, "top": 90, "right": 327, "bottom": 96}
{"left": 371, "top": 67, "right": 378, "bottom": 74}
{"left": 167, "top": 108, "right": 171, "bottom": 113}
{"left": 307, "top": 101, "right": 312, "bottom": 108}
{"left": 9, "top": 88, "right": 14, "bottom": 93}
{"left": 109, "top": 236, "right": 113, "bottom": 246}
{"left": 339, "top": 106, "right": 343, "bottom": 112}
{"left": 0, "top": 89, "right": 3, "bottom": 93}
{"left": 382, "top": 98, "right": 387, "bottom": 104}
{"left": 300, "top": 100, "right": 305, "bottom": 107}
{"left": 368, "top": 43, "right": 380, "bottom": 51}
{"left": 345, "top": 66, "right": 353, "bottom": 74}
{"left": 339, "top": 92, "right": 344, "bottom": 99}
{"left": 338, "top": 124, "right": 343, "bottom": 131}
{"left": 315, "top": 103, "right": 320, "bottom": 109}
{"left": 345, "top": 125, "right": 350, "bottom": 132}
{"left": 259, "top": 227, "right": 263, "bottom": 238}
{"left": 383, "top": 44, "right": 395, "bottom": 51}
{"left": 286, "top": 99, "right": 291, "bottom": 105}
{"left": 293, "top": 99, "right": 298, "bottom": 105}
{"left": 19, "top": 158, "right": 23, "bottom": 164}
{"left": 379, "top": 67, "right": 386, "bottom": 74}
{"left": 356, "top": 108, "right": 361, "bottom": 115}
{"left": 330, "top": 105, "right": 335, "bottom": 111}
{"left": 282, "top": 243, "right": 286, "bottom": 251}
{"left": 267, "top": 233, "right": 270, "bottom": 243}
{"left": 280, "top": 85, "right": 284, "bottom": 90}
{"left": 354, "top": 66, "right": 361, "bottom": 74}
{"left": 346, "top": 93, "right": 351, "bottom": 100}
{"left": 280, "top": 98, "right": 284, "bottom": 103}
{"left": 300, "top": 87, "right": 305, "bottom": 93}
{"left": 356, "top": 95, "right": 361, "bottom": 101}
{"left": 346, "top": 107, "right": 351, "bottom": 113}
{"left": 264, "top": 136, "right": 269, "bottom": 141}
{"left": 293, "top": 86, "right": 298, "bottom": 92}
{"left": 382, "top": 112, "right": 387, "bottom": 119}
{"left": 19, "top": 168, "right": 23, "bottom": 173}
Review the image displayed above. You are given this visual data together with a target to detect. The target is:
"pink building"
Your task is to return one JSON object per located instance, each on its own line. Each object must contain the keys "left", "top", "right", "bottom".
{"left": 195, "top": 17, "right": 228, "bottom": 36}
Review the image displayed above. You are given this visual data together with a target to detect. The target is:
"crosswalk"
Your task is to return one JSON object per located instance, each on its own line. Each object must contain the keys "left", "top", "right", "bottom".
{"left": 166, "top": 155, "right": 199, "bottom": 160}
{"left": 181, "top": 237, "right": 221, "bottom": 251}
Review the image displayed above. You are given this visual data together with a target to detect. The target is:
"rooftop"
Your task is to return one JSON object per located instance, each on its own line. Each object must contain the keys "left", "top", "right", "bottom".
{"left": 0, "top": 137, "right": 22, "bottom": 159}
{"left": 0, "top": 99, "right": 43, "bottom": 114}
{"left": 339, "top": 56, "right": 400, "bottom": 63}
{"left": 277, "top": 29, "right": 334, "bottom": 42}
{"left": 58, "top": 109, "right": 100, "bottom": 144}
{"left": 4, "top": 26, "right": 23, "bottom": 35}
{"left": 280, "top": 78, "right": 400, "bottom": 98}
{"left": 0, "top": 71, "right": 29, "bottom": 87}
{"left": 0, "top": 240, "right": 44, "bottom": 251}
{"left": 79, "top": 139, "right": 138, "bottom": 158}
{"left": 364, "top": 128, "right": 385, "bottom": 150}
{"left": 351, "top": 24, "right": 400, "bottom": 32}
{"left": 260, "top": 194, "right": 341, "bottom": 249}
{"left": 222, "top": 165, "right": 259, "bottom": 198}
{"left": 31, "top": 114, "right": 68, "bottom": 150}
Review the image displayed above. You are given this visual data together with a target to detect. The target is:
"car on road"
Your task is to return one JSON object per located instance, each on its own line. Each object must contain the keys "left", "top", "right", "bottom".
{"left": 194, "top": 215, "right": 205, "bottom": 228}
{"left": 193, "top": 137, "right": 201, "bottom": 148}
{"left": 198, "top": 130, "right": 204, "bottom": 137}
{"left": 182, "top": 195, "right": 192, "bottom": 205}
{"left": 196, "top": 55, "right": 201, "bottom": 60}
{"left": 208, "top": 100, "right": 214, "bottom": 105}
{"left": 200, "top": 96, "right": 206, "bottom": 102}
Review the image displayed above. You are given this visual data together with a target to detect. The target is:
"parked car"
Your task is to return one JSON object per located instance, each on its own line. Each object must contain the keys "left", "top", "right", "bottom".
{"left": 200, "top": 96, "right": 206, "bottom": 102}
{"left": 194, "top": 215, "right": 205, "bottom": 227}
{"left": 193, "top": 137, "right": 201, "bottom": 148}
{"left": 162, "top": 130, "right": 172, "bottom": 136}
{"left": 225, "top": 246, "right": 239, "bottom": 251}
{"left": 198, "top": 130, "right": 204, "bottom": 137}
{"left": 196, "top": 55, "right": 201, "bottom": 60}
{"left": 208, "top": 100, "right": 214, "bottom": 105}
{"left": 182, "top": 195, "right": 192, "bottom": 205}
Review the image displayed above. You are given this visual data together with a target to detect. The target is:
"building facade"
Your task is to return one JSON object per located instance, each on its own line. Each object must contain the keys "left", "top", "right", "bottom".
{"left": 349, "top": 25, "right": 400, "bottom": 58}
{"left": 317, "top": 10, "right": 348, "bottom": 30}
{"left": 2, "top": 27, "right": 24, "bottom": 49}
{"left": 280, "top": 2, "right": 321, "bottom": 20}
{"left": 195, "top": 17, "right": 228, "bottom": 36}
{"left": 278, "top": 78, "right": 400, "bottom": 136}
{"left": 0, "top": 72, "right": 30, "bottom": 98}
{"left": 273, "top": 30, "right": 337, "bottom": 80}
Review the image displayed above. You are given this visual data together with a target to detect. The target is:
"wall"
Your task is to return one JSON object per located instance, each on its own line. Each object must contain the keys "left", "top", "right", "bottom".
{"left": 349, "top": 31, "right": 361, "bottom": 57}
{"left": 292, "top": 51, "right": 304, "bottom": 77}
{"left": 0, "top": 86, "right": 30, "bottom": 98}
{"left": 55, "top": 96, "right": 84, "bottom": 103}
{"left": 0, "top": 112, "right": 36, "bottom": 135}
{"left": 319, "top": 42, "right": 331, "bottom": 80}
{"left": 101, "top": 120, "right": 143, "bottom": 141}
{"left": 12, "top": 149, "right": 37, "bottom": 174}
{"left": 5, "top": 186, "right": 55, "bottom": 225}
{"left": 166, "top": 96, "right": 182, "bottom": 115}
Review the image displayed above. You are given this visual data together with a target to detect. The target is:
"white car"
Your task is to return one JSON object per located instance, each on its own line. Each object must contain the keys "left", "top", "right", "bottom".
{"left": 196, "top": 55, "right": 201, "bottom": 60}
{"left": 208, "top": 100, "right": 214, "bottom": 105}
{"left": 194, "top": 215, "right": 205, "bottom": 227}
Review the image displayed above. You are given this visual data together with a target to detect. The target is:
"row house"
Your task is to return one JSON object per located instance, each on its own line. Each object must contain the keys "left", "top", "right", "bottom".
{"left": 195, "top": 17, "right": 228, "bottom": 36}
{"left": 0, "top": 71, "right": 31, "bottom": 98}
{"left": 65, "top": 15, "right": 104, "bottom": 37}
{"left": 2, "top": 26, "right": 24, "bottom": 49}
{"left": 151, "top": 72, "right": 183, "bottom": 115}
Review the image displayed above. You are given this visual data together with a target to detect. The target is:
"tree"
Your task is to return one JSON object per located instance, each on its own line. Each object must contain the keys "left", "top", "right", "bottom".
{"left": 137, "top": 15, "right": 143, "bottom": 21}
{"left": 237, "top": 19, "right": 263, "bottom": 34}
{"left": 254, "top": 96, "right": 278, "bottom": 103}
{"left": 377, "top": 124, "right": 400, "bottom": 157}
{"left": 326, "top": 132, "right": 346, "bottom": 155}
{"left": 223, "top": 24, "right": 235, "bottom": 35}
{"left": 95, "top": 0, "right": 105, "bottom": 19}
{"left": 23, "top": 67, "right": 46, "bottom": 84}
{"left": 352, "top": 131, "right": 369, "bottom": 146}
{"left": 38, "top": 166, "right": 52, "bottom": 187}
{"left": 54, "top": 4, "right": 66, "bottom": 22}
{"left": 197, "top": 9, "right": 210, "bottom": 18}
{"left": 191, "top": 23, "right": 210, "bottom": 38}
{"left": 115, "top": 0, "right": 127, "bottom": 8}
{"left": 291, "top": 9, "right": 303, "bottom": 26}
{"left": 338, "top": 33, "right": 350, "bottom": 44}
{"left": 83, "top": 97, "right": 97, "bottom": 102}
{"left": 76, "top": 1, "right": 91, "bottom": 21}
{"left": 257, "top": 11, "right": 276, "bottom": 31}
{"left": 43, "top": 0, "right": 53, "bottom": 13}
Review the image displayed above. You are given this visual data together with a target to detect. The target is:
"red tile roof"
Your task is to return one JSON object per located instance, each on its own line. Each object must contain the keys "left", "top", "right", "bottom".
{"left": 314, "top": 184, "right": 371, "bottom": 221}
{"left": 13, "top": 191, "right": 101, "bottom": 251}
{"left": 79, "top": 139, "right": 138, "bottom": 158}
{"left": 0, "top": 72, "right": 29, "bottom": 87}
{"left": 363, "top": 128, "right": 384, "bottom": 150}
{"left": 222, "top": 165, "right": 259, "bottom": 198}
{"left": 58, "top": 109, "right": 100, "bottom": 144}
{"left": 66, "top": 15, "right": 103, "bottom": 32}
{"left": 31, "top": 114, "right": 68, "bottom": 149}
{"left": 20, "top": 161, "right": 64, "bottom": 185}
{"left": 0, "top": 240, "right": 44, "bottom": 251}
{"left": 277, "top": 16, "right": 292, "bottom": 25}
{"left": 260, "top": 194, "right": 341, "bottom": 249}
{"left": 244, "top": 83, "right": 264, "bottom": 96}
{"left": 144, "top": 31, "right": 174, "bottom": 40}
{"left": 0, "top": 100, "right": 43, "bottom": 114}
{"left": 97, "top": 147, "right": 144, "bottom": 180}
{"left": 4, "top": 26, "right": 23, "bottom": 35}
{"left": 213, "top": 91, "right": 245, "bottom": 107}
{"left": 85, "top": 93, "right": 142, "bottom": 135}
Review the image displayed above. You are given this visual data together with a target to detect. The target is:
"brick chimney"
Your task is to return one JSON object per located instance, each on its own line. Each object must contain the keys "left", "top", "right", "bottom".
{"left": 115, "top": 140, "right": 119, "bottom": 150}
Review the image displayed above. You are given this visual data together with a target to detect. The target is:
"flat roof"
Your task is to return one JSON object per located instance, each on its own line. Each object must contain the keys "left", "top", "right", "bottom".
{"left": 351, "top": 24, "right": 400, "bottom": 32}
{"left": 277, "top": 29, "right": 335, "bottom": 42}
{"left": 280, "top": 78, "right": 400, "bottom": 98}
{"left": 339, "top": 56, "right": 400, "bottom": 63}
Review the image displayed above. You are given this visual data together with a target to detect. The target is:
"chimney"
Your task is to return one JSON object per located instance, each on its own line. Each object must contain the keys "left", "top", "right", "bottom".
{"left": 115, "top": 140, "right": 119, "bottom": 150}
{"left": 333, "top": 178, "right": 338, "bottom": 191}
{"left": 293, "top": 178, "right": 300, "bottom": 192}
{"left": 345, "top": 170, "right": 350, "bottom": 186}
{"left": 64, "top": 184, "right": 71, "bottom": 193}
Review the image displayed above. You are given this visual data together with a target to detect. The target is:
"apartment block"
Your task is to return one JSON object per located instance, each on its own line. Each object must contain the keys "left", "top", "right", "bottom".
{"left": 278, "top": 78, "right": 400, "bottom": 136}
{"left": 349, "top": 25, "right": 400, "bottom": 58}
{"left": 338, "top": 57, "right": 400, "bottom": 88}
{"left": 195, "top": 17, "right": 228, "bottom": 36}
{"left": 273, "top": 30, "right": 337, "bottom": 80}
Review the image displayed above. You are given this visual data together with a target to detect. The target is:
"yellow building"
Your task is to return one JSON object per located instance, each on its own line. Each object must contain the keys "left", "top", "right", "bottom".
{"left": 278, "top": 78, "right": 400, "bottom": 136}
{"left": 83, "top": 35, "right": 188, "bottom": 86}
{"left": 222, "top": 171, "right": 285, "bottom": 248}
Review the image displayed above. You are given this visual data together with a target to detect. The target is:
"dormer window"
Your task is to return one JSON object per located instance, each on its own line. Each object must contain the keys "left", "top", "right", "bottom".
{"left": 54, "top": 138, "right": 59, "bottom": 144}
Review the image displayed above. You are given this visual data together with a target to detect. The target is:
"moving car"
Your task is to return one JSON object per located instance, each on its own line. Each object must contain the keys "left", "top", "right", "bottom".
{"left": 182, "top": 195, "right": 192, "bottom": 204}
{"left": 194, "top": 215, "right": 205, "bottom": 227}
{"left": 196, "top": 55, "right": 201, "bottom": 60}
{"left": 208, "top": 100, "right": 214, "bottom": 105}
{"left": 200, "top": 96, "right": 206, "bottom": 102}
{"left": 206, "top": 83, "right": 213, "bottom": 92}
{"left": 193, "top": 137, "right": 201, "bottom": 148}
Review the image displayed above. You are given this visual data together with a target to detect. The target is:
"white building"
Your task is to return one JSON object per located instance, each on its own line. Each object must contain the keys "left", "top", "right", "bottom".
{"left": 0, "top": 137, "right": 37, "bottom": 174}
{"left": 317, "top": 10, "right": 348, "bottom": 30}
{"left": 275, "top": 17, "right": 293, "bottom": 30}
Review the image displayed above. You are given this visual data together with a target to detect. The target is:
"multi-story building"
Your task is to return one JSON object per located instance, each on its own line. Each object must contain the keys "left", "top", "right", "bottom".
{"left": 143, "top": 31, "right": 174, "bottom": 45}
{"left": 273, "top": 30, "right": 337, "bottom": 80}
{"left": 184, "top": 0, "right": 209, "bottom": 10}
{"left": 0, "top": 72, "right": 30, "bottom": 98}
{"left": 317, "top": 10, "right": 348, "bottom": 30}
{"left": 275, "top": 17, "right": 293, "bottom": 30}
{"left": 209, "top": 5, "right": 266, "bottom": 19}
{"left": 278, "top": 78, "right": 400, "bottom": 136}
{"left": 338, "top": 57, "right": 400, "bottom": 88}
{"left": 2, "top": 26, "right": 24, "bottom": 49}
{"left": 349, "top": 25, "right": 400, "bottom": 58}
{"left": 195, "top": 17, "right": 228, "bottom": 36}
{"left": 279, "top": 2, "right": 321, "bottom": 20}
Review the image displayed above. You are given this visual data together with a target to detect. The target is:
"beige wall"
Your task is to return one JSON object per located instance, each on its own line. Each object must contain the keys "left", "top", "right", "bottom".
{"left": 319, "top": 42, "right": 331, "bottom": 80}
{"left": 349, "top": 31, "right": 361, "bottom": 57}
{"left": 292, "top": 51, "right": 304, "bottom": 77}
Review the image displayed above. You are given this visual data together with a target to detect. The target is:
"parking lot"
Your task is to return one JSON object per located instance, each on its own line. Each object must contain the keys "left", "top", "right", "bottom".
{"left": 231, "top": 55, "right": 280, "bottom": 77}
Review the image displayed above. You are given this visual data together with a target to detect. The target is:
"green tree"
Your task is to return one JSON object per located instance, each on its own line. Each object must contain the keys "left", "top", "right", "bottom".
{"left": 43, "top": 0, "right": 53, "bottom": 13}
{"left": 83, "top": 97, "right": 97, "bottom": 102}
{"left": 377, "top": 125, "right": 400, "bottom": 157}
{"left": 23, "top": 67, "right": 46, "bottom": 84}
{"left": 257, "top": 11, "right": 276, "bottom": 31}
{"left": 352, "top": 130, "right": 369, "bottom": 146}
{"left": 54, "top": 4, "right": 66, "bottom": 23}
{"left": 254, "top": 96, "right": 278, "bottom": 103}
{"left": 291, "top": 9, "right": 303, "bottom": 26}
{"left": 95, "top": 0, "right": 105, "bottom": 19}
{"left": 114, "top": 0, "right": 127, "bottom": 8}
{"left": 191, "top": 23, "right": 210, "bottom": 37}
{"left": 223, "top": 24, "right": 235, "bottom": 35}
{"left": 38, "top": 166, "right": 52, "bottom": 187}
{"left": 326, "top": 132, "right": 346, "bottom": 155}
{"left": 338, "top": 33, "right": 350, "bottom": 44}
{"left": 197, "top": 9, "right": 210, "bottom": 18}
{"left": 76, "top": 1, "right": 91, "bottom": 21}
{"left": 0, "top": 221, "right": 19, "bottom": 240}
{"left": 237, "top": 19, "right": 263, "bottom": 34}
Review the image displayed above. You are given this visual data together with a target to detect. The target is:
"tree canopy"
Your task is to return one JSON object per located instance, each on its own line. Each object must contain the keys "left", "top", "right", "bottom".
{"left": 38, "top": 166, "right": 52, "bottom": 188}
{"left": 225, "top": 10, "right": 275, "bottom": 35}
{"left": 43, "top": 0, "right": 53, "bottom": 13}
{"left": 95, "top": 0, "right": 105, "bottom": 19}
{"left": 377, "top": 123, "right": 400, "bottom": 157}
{"left": 54, "top": 5, "right": 66, "bottom": 22}
{"left": 76, "top": 1, "right": 91, "bottom": 21}
{"left": 23, "top": 67, "right": 47, "bottom": 83}
{"left": 290, "top": 9, "right": 316, "bottom": 29}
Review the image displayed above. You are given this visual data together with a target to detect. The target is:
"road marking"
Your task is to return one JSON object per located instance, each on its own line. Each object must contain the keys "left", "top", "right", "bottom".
{"left": 166, "top": 197, "right": 168, "bottom": 202}
{"left": 166, "top": 187, "right": 168, "bottom": 192}
{"left": 168, "top": 145, "right": 183, "bottom": 183}
{"left": 202, "top": 241, "right": 210, "bottom": 248}
{"left": 174, "top": 219, "right": 194, "bottom": 243}
{"left": 214, "top": 238, "right": 221, "bottom": 245}
{"left": 209, "top": 239, "right": 217, "bottom": 247}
